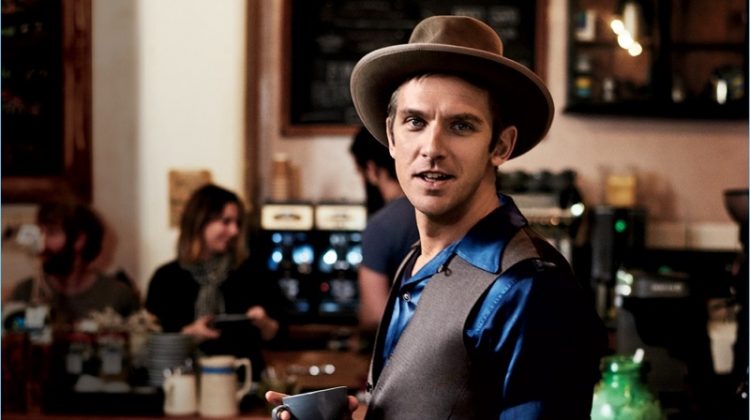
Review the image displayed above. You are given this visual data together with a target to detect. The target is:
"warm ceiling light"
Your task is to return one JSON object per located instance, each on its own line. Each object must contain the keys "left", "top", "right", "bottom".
{"left": 617, "top": 32, "right": 634, "bottom": 49}
{"left": 610, "top": 19, "right": 625, "bottom": 35}
{"left": 627, "top": 42, "right": 643, "bottom": 57}
{"left": 611, "top": 0, "right": 645, "bottom": 57}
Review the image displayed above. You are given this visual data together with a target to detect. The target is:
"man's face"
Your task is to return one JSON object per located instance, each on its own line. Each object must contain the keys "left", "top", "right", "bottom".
{"left": 40, "top": 225, "right": 76, "bottom": 276}
{"left": 386, "top": 75, "right": 512, "bottom": 222}
{"left": 202, "top": 202, "right": 240, "bottom": 256}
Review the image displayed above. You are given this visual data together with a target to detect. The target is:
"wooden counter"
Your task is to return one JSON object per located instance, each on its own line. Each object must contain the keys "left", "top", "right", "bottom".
{"left": 3, "top": 405, "right": 368, "bottom": 419}
{"left": 3, "top": 326, "right": 371, "bottom": 420}
{"left": 262, "top": 349, "right": 370, "bottom": 392}
{"left": 2, "top": 412, "right": 268, "bottom": 420}
{"left": 3, "top": 348, "right": 370, "bottom": 420}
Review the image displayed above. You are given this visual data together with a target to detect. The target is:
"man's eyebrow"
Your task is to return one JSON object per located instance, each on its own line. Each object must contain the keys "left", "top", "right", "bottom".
{"left": 449, "top": 112, "right": 482, "bottom": 121}
{"left": 449, "top": 113, "right": 486, "bottom": 124}
{"left": 397, "top": 108, "right": 426, "bottom": 118}
{"left": 397, "top": 109, "right": 486, "bottom": 125}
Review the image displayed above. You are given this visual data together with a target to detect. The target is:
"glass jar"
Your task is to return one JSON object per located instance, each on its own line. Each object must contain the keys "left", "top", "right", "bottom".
{"left": 97, "top": 331, "right": 129, "bottom": 383}
{"left": 591, "top": 355, "right": 664, "bottom": 420}
{"left": 65, "top": 332, "right": 94, "bottom": 377}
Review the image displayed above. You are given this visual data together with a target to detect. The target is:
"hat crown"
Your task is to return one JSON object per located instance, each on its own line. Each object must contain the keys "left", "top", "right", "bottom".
{"left": 408, "top": 16, "right": 504, "bottom": 56}
{"left": 350, "top": 15, "right": 553, "bottom": 160}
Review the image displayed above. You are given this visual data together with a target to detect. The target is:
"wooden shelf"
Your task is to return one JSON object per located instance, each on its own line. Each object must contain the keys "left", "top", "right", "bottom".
{"left": 567, "top": 0, "right": 748, "bottom": 120}
{"left": 565, "top": 100, "right": 748, "bottom": 120}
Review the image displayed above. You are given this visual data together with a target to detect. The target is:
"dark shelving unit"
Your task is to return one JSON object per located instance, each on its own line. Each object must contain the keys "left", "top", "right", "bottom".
{"left": 566, "top": 0, "right": 748, "bottom": 120}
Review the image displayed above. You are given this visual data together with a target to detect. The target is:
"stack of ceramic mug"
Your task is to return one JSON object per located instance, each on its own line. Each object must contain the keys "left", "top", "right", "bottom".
{"left": 145, "top": 333, "right": 194, "bottom": 387}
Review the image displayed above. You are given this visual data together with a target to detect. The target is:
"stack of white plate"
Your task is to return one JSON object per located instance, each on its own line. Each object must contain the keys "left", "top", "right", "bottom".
{"left": 145, "top": 333, "right": 194, "bottom": 386}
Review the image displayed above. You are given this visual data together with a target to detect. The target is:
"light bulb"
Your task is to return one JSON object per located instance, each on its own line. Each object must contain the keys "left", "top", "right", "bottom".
{"left": 627, "top": 42, "right": 643, "bottom": 56}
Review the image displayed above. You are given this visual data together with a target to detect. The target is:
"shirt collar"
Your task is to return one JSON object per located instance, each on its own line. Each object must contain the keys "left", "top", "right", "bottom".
{"left": 402, "top": 194, "right": 528, "bottom": 287}
{"left": 454, "top": 194, "right": 528, "bottom": 273}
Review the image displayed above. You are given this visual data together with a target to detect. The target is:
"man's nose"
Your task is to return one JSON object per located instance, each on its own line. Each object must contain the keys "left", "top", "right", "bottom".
{"left": 420, "top": 125, "right": 446, "bottom": 160}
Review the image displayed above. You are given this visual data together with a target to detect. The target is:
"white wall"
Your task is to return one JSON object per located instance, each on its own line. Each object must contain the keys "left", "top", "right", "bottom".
{"left": 91, "top": 0, "right": 139, "bottom": 286}
{"left": 94, "top": 0, "right": 247, "bottom": 291}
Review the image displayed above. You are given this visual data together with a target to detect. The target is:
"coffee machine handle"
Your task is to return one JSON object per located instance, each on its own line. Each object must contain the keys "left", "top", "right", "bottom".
{"left": 234, "top": 358, "right": 253, "bottom": 402}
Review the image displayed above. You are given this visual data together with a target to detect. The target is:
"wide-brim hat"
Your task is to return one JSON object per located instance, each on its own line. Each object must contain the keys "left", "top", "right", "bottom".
{"left": 350, "top": 15, "right": 554, "bottom": 159}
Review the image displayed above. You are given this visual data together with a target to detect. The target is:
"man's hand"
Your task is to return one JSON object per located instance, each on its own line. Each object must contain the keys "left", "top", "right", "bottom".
{"left": 265, "top": 390, "right": 360, "bottom": 420}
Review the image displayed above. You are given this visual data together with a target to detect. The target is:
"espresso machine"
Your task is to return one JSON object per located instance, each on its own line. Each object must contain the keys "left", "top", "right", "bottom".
{"left": 614, "top": 266, "right": 714, "bottom": 416}
{"left": 590, "top": 206, "right": 646, "bottom": 320}
{"left": 723, "top": 188, "right": 748, "bottom": 407}
{"left": 252, "top": 202, "right": 366, "bottom": 325}
{"left": 496, "top": 169, "right": 586, "bottom": 265}
{"left": 256, "top": 203, "right": 317, "bottom": 322}
{"left": 313, "top": 203, "right": 367, "bottom": 324}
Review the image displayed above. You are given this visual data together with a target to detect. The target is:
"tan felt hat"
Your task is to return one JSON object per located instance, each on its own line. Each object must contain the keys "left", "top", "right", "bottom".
{"left": 350, "top": 15, "right": 554, "bottom": 159}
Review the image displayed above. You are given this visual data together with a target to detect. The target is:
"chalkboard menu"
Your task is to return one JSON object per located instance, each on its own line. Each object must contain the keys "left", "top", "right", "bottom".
{"left": 2, "top": 0, "right": 64, "bottom": 176}
{"left": 283, "top": 0, "right": 546, "bottom": 135}
{"left": 1, "top": 0, "right": 92, "bottom": 203}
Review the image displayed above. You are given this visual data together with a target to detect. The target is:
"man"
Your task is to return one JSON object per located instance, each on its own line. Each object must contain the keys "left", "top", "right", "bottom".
{"left": 269, "top": 15, "right": 606, "bottom": 419}
{"left": 9, "top": 200, "right": 140, "bottom": 327}
{"left": 349, "top": 127, "right": 419, "bottom": 333}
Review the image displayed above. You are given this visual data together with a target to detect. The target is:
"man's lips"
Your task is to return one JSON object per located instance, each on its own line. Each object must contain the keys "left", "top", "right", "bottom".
{"left": 414, "top": 170, "right": 454, "bottom": 183}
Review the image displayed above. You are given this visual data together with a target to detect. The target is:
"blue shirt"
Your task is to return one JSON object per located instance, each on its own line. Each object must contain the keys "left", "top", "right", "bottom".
{"left": 380, "top": 194, "right": 605, "bottom": 418}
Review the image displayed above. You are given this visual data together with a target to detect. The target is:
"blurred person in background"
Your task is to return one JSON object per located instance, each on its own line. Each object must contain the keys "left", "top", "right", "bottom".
{"left": 350, "top": 127, "right": 419, "bottom": 336}
{"left": 145, "top": 184, "right": 287, "bottom": 382}
{"left": 8, "top": 199, "right": 140, "bottom": 327}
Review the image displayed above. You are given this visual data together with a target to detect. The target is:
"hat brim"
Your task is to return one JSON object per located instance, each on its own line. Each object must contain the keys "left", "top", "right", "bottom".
{"left": 350, "top": 43, "right": 554, "bottom": 159}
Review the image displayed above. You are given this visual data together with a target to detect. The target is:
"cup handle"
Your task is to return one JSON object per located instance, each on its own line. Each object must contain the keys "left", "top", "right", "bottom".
{"left": 233, "top": 357, "right": 253, "bottom": 402}
{"left": 162, "top": 378, "right": 173, "bottom": 409}
{"left": 271, "top": 404, "right": 290, "bottom": 420}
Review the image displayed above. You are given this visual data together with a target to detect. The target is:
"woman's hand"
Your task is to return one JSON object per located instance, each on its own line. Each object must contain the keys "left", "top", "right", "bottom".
{"left": 247, "top": 305, "right": 279, "bottom": 341}
{"left": 180, "top": 315, "right": 220, "bottom": 341}
{"left": 265, "top": 391, "right": 360, "bottom": 420}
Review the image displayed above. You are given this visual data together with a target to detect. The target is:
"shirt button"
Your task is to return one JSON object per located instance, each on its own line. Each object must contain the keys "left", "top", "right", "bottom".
{"left": 402, "top": 292, "right": 411, "bottom": 302}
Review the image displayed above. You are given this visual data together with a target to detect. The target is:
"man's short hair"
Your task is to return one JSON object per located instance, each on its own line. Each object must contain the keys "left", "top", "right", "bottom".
{"left": 349, "top": 127, "right": 397, "bottom": 180}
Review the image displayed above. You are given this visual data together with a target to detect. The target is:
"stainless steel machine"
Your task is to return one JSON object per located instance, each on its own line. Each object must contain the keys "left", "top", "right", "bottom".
{"left": 253, "top": 202, "right": 366, "bottom": 325}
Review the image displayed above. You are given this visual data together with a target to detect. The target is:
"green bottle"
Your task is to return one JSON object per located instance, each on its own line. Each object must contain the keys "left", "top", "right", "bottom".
{"left": 591, "top": 351, "right": 664, "bottom": 420}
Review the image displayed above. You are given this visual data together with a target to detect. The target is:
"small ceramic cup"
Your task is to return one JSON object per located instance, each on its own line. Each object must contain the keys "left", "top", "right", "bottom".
{"left": 271, "top": 386, "right": 349, "bottom": 420}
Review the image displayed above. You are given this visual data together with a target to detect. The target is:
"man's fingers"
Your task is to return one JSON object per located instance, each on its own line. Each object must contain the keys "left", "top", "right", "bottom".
{"left": 265, "top": 390, "right": 287, "bottom": 406}
{"left": 347, "top": 395, "right": 360, "bottom": 411}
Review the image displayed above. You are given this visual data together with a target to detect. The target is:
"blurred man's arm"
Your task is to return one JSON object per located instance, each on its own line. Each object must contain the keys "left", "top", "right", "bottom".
{"left": 357, "top": 266, "right": 391, "bottom": 333}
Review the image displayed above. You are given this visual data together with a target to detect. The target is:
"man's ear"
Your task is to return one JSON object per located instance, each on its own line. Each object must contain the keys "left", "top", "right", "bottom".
{"left": 386, "top": 118, "right": 396, "bottom": 158}
{"left": 491, "top": 126, "right": 517, "bottom": 166}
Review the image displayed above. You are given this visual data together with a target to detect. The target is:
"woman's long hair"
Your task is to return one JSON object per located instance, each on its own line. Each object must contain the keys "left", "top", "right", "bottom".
{"left": 176, "top": 184, "right": 247, "bottom": 267}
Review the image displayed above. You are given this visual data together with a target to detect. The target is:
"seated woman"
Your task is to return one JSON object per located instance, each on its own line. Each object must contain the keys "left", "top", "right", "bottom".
{"left": 145, "top": 184, "right": 286, "bottom": 381}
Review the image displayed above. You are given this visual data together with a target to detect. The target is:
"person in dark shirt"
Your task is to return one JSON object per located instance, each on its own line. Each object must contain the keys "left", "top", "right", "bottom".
{"left": 145, "top": 184, "right": 286, "bottom": 380}
{"left": 350, "top": 127, "right": 419, "bottom": 334}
